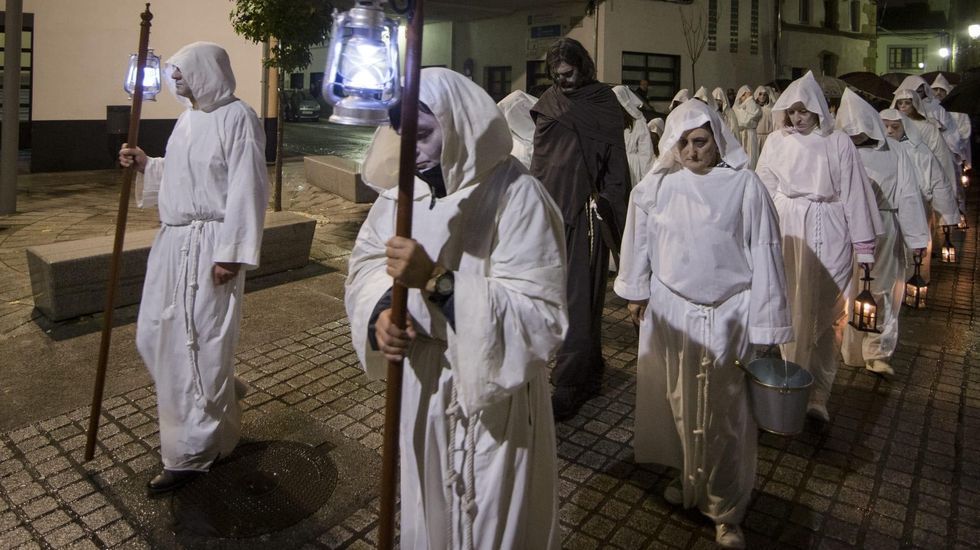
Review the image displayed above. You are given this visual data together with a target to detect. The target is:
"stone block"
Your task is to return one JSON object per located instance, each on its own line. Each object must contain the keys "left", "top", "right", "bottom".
{"left": 25, "top": 211, "right": 315, "bottom": 321}
{"left": 303, "top": 155, "right": 377, "bottom": 203}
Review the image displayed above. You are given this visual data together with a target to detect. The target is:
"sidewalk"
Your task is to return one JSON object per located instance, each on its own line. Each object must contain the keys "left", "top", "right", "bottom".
{"left": 0, "top": 164, "right": 978, "bottom": 549}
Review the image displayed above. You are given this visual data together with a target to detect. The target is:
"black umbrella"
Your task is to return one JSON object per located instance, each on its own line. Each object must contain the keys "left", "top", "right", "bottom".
{"left": 942, "top": 74, "right": 980, "bottom": 114}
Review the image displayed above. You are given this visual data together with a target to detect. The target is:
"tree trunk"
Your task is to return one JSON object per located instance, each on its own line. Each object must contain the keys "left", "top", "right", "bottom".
{"left": 274, "top": 74, "right": 285, "bottom": 212}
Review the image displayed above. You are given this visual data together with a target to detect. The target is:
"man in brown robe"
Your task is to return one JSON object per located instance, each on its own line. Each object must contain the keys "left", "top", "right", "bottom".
{"left": 531, "top": 38, "right": 630, "bottom": 420}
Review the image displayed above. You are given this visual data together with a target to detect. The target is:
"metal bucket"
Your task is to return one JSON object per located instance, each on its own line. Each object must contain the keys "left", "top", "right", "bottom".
{"left": 737, "top": 358, "right": 813, "bottom": 436}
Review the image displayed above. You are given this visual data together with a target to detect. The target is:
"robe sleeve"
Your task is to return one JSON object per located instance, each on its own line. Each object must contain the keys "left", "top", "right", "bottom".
{"left": 836, "top": 135, "right": 882, "bottom": 246}
{"left": 754, "top": 135, "right": 779, "bottom": 196}
{"left": 636, "top": 126, "right": 656, "bottom": 181}
{"left": 734, "top": 100, "right": 761, "bottom": 129}
{"left": 214, "top": 108, "right": 269, "bottom": 270}
{"left": 921, "top": 147, "right": 961, "bottom": 226}
{"left": 447, "top": 178, "right": 568, "bottom": 415}
{"left": 745, "top": 176, "right": 794, "bottom": 345}
{"left": 613, "top": 184, "right": 653, "bottom": 301}
{"left": 895, "top": 148, "right": 930, "bottom": 250}
{"left": 135, "top": 157, "right": 164, "bottom": 208}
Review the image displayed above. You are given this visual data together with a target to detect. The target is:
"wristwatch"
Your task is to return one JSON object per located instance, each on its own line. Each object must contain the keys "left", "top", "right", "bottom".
{"left": 426, "top": 267, "right": 454, "bottom": 301}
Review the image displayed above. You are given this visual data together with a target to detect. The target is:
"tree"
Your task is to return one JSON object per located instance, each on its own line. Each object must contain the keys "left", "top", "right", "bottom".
{"left": 230, "top": 0, "right": 333, "bottom": 211}
{"left": 679, "top": 6, "right": 708, "bottom": 91}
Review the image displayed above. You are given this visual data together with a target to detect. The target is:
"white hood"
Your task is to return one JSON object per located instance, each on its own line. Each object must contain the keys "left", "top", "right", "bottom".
{"left": 497, "top": 90, "right": 538, "bottom": 144}
{"left": 889, "top": 88, "right": 926, "bottom": 117}
{"left": 711, "top": 87, "right": 731, "bottom": 110}
{"left": 165, "top": 42, "right": 237, "bottom": 112}
{"left": 931, "top": 73, "right": 953, "bottom": 92}
{"left": 613, "top": 85, "right": 645, "bottom": 120}
{"left": 835, "top": 88, "right": 888, "bottom": 151}
{"left": 753, "top": 85, "right": 772, "bottom": 106}
{"left": 647, "top": 117, "right": 665, "bottom": 135}
{"left": 671, "top": 88, "right": 691, "bottom": 105}
{"left": 880, "top": 108, "right": 924, "bottom": 147}
{"left": 650, "top": 97, "right": 748, "bottom": 175}
{"left": 898, "top": 75, "right": 937, "bottom": 101}
{"left": 693, "top": 86, "right": 710, "bottom": 103}
{"left": 770, "top": 71, "right": 835, "bottom": 136}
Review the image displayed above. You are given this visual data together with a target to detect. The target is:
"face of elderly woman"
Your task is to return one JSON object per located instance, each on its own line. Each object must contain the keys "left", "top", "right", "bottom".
{"left": 676, "top": 125, "right": 718, "bottom": 175}
{"left": 785, "top": 102, "right": 819, "bottom": 134}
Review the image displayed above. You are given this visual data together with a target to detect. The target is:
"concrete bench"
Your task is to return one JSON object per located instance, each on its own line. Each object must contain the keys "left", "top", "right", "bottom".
{"left": 304, "top": 155, "right": 377, "bottom": 203}
{"left": 26, "top": 211, "right": 316, "bottom": 322}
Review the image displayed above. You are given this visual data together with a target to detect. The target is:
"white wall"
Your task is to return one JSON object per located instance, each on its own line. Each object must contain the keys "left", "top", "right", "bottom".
{"left": 778, "top": 28, "right": 871, "bottom": 77}
{"left": 25, "top": 0, "right": 266, "bottom": 121}
{"left": 875, "top": 33, "right": 947, "bottom": 75}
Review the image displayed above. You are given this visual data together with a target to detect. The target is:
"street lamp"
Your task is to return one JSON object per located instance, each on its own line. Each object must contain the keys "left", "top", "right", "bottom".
{"left": 938, "top": 47, "right": 951, "bottom": 58}
{"left": 124, "top": 48, "right": 161, "bottom": 101}
{"left": 322, "top": 0, "right": 401, "bottom": 126}
{"left": 969, "top": 24, "right": 980, "bottom": 39}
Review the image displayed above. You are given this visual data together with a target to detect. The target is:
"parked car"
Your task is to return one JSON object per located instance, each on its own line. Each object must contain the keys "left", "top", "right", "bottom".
{"left": 283, "top": 90, "right": 321, "bottom": 122}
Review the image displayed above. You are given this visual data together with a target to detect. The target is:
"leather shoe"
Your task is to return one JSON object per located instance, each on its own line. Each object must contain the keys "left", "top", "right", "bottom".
{"left": 146, "top": 469, "right": 202, "bottom": 496}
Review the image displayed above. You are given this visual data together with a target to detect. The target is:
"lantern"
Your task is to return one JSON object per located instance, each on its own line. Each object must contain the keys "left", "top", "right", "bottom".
{"left": 904, "top": 252, "right": 928, "bottom": 309}
{"left": 322, "top": 0, "right": 401, "bottom": 126}
{"left": 850, "top": 264, "right": 880, "bottom": 333}
{"left": 124, "top": 48, "right": 161, "bottom": 101}
{"left": 941, "top": 226, "right": 957, "bottom": 263}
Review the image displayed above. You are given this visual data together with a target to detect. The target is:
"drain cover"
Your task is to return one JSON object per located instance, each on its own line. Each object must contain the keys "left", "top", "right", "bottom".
{"left": 173, "top": 441, "right": 338, "bottom": 538}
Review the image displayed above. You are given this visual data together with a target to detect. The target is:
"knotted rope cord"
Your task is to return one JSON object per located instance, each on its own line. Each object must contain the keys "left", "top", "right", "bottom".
{"left": 690, "top": 305, "right": 713, "bottom": 488}
{"left": 165, "top": 220, "right": 208, "bottom": 401}
{"left": 445, "top": 382, "right": 478, "bottom": 550}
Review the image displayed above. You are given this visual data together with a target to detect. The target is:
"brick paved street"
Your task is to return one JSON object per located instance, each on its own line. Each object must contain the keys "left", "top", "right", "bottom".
{"left": 0, "top": 163, "right": 977, "bottom": 549}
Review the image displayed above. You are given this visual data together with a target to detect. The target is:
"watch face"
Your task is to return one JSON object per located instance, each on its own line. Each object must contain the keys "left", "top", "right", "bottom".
{"left": 436, "top": 273, "right": 454, "bottom": 295}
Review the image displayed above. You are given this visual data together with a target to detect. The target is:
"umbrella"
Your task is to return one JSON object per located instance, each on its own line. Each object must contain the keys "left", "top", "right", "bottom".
{"left": 941, "top": 73, "right": 980, "bottom": 114}
{"left": 839, "top": 72, "right": 897, "bottom": 102}
{"left": 921, "top": 71, "right": 960, "bottom": 86}
{"left": 813, "top": 75, "right": 851, "bottom": 98}
{"left": 881, "top": 72, "right": 912, "bottom": 89}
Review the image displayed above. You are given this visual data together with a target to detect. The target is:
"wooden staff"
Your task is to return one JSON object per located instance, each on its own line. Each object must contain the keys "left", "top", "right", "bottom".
{"left": 379, "top": 0, "right": 423, "bottom": 547}
{"left": 85, "top": 3, "right": 154, "bottom": 461}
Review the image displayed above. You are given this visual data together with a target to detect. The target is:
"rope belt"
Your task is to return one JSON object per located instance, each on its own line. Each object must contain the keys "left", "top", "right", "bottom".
{"left": 688, "top": 304, "right": 714, "bottom": 487}
{"left": 445, "top": 382, "right": 478, "bottom": 550}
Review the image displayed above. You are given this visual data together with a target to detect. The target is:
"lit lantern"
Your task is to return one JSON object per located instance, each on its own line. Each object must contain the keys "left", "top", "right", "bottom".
{"left": 904, "top": 252, "right": 928, "bottom": 309}
{"left": 124, "top": 48, "right": 162, "bottom": 101}
{"left": 322, "top": 0, "right": 401, "bottom": 126}
{"left": 941, "top": 226, "right": 957, "bottom": 263}
{"left": 850, "top": 264, "right": 880, "bottom": 333}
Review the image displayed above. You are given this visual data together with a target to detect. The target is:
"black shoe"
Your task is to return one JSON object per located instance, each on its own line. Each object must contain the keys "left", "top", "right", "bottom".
{"left": 552, "top": 386, "right": 590, "bottom": 421}
{"left": 146, "top": 469, "right": 202, "bottom": 496}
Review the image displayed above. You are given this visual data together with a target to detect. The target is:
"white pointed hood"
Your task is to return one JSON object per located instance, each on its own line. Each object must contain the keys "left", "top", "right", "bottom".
{"left": 880, "top": 108, "right": 924, "bottom": 147}
{"left": 647, "top": 117, "right": 665, "bottom": 135}
{"left": 770, "top": 71, "right": 835, "bottom": 136}
{"left": 712, "top": 87, "right": 731, "bottom": 110}
{"left": 693, "top": 86, "right": 710, "bottom": 103}
{"left": 165, "top": 42, "right": 237, "bottom": 112}
{"left": 497, "top": 90, "right": 538, "bottom": 144}
{"left": 650, "top": 97, "right": 748, "bottom": 175}
{"left": 613, "top": 85, "right": 645, "bottom": 120}
{"left": 835, "top": 89, "right": 888, "bottom": 151}
{"left": 889, "top": 88, "right": 926, "bottom": 117}
{"left": 898, "top": 75, "right": 937, "bottom": 101}
{"left": 931, "top": 73, "right": 953, "bottom": 92}
{"left": 362, "top": 68, "right": 513, "bottom": 196}
{"left": 753, "top": 85, "right": 772, "bottom": 105}
{"left": 671, "top": 89, "right": 691, "bottom": 108}
{"left": 735, "top": 85, "right": 754, "bottom": 105}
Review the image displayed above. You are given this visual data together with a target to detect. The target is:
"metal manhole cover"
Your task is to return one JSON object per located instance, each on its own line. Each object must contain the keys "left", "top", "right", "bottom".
{"left": 172, "top": 441, "right": 338, "bottom": 538}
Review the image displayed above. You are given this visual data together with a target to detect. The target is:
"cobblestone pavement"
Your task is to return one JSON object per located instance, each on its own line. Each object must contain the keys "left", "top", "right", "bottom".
{"left": 0, "top": 165, "right": 977, "bottom": 549}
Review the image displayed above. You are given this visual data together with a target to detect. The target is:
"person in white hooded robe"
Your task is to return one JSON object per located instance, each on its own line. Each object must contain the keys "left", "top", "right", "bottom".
{"left": 931, "top": 74, "right": 973, "bottom": 170}
{"left": 712, "top": 86, "right": 740, "bottom": 136}
{"left": 345, "top": 68, "right": 567, "bottom": 550}
{"left": 755, "top": 71, "right": 882, "bottom": 422}
{"left": 117, "top": 42, "right": 268, "bottom": 493}
{"left": 733, "top": 85, "right": 762, "bottom": 168}
{"left": 693, "top": 86, "right": 711, "bottom": 103}
{"left": 754, "top": 86, "right": 775, "bottom": 151}
{"left": 879, "top": 108, "right": 960, "bottom": 282}
{"left": 648, "top": 117, "right": 665, "bottom": 157}
{"left": 897, "top": 75, "right": 967, "bottom": 164}
{"left": 496, "top": 90, "right": 538, "bottom": 169}
{"left": 670, "top": 88, "right": 691, "bottom": 111}
{"left": 835, "top": 90, "right": 929, "bottom": 376}
{"left": 613, "top": 85, "right": 657, "bottom": 186}
{"left": 615, "top": 99, "right": 793, "bottom": 549}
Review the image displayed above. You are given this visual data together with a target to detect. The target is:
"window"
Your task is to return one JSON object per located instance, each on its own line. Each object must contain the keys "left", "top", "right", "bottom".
{"left": 730, "top": 0, "right": 740, "bottom": 53}
{"left": 850, "top": 0, "right": 861, "bottom": 32}
{"left": 823, "top": 0, "right": 838, "bottom": 29}
{"left": 526, "top": 60, "right": 551, "bottom": 95}
{"left": 0, "top": 17, "right": 34, "bottom": 126}
{"left": 621, "top": 51, "right": 681, "bottom": 101}
{"left": 289, "top": 72, "right": 304, "bottom": 90}
{"left": 750, "top": 0, "right": 760, "bottom": 54}
{"left": 800, "top": 0, "right": 811, "bottom": 24}
{"left": 708, "top": 0, "right": 718, "bottom": 51}
{"left": 484, "top": 66, "right": 511, "bottom": 102}
{"left": 309, "top": 72, "right": 324, "bottom": 98}
{"left": 888, "top": 46, "right": 925, "bottom": 70}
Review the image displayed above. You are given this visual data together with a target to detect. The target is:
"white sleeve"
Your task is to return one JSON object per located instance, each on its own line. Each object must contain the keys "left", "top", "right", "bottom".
{"left": 135, "top": 157, "right": 164, "bottom": 208}
{"left": 614, "top": 185, "right": 653, "bottom": 301}
{"left": 214, "top": 109, "right": 269, "bottom": 269}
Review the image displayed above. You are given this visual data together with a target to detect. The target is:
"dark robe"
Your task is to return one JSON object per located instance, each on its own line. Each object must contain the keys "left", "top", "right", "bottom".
{"left": 531, "top": 82, "right": 629, "bottom": 391}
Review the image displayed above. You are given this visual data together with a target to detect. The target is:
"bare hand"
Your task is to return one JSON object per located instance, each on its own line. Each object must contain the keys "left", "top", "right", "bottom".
{"left": 628, "top": 300, "right": 648, "bottom": 326}
{"left": 118, "top": 143, "right": 148, "bottom": 173}
{"left": 212, "top": 262, "right": 241, "bottom": 286}
{"left": 386, "top": 237, "right": 435, "bottom": 289}
{"left": 375, "top": 308, "right": 417, "bottom": 362}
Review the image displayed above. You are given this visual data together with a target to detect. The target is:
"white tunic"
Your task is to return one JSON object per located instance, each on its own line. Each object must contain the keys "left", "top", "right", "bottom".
{"left": 733, "top": 86, "right": 762, "bottom": 169}
{"left": 615, "top": 166, "right": 792, "bottom": 524}
{"left": 614, "top": 85, "right": 656, "bottom": 186}
{"left": 135, "top": 42, "right": 268, "bottom": 471}
{"left": 346, "top": 68, "right": 567, "bottom": 550}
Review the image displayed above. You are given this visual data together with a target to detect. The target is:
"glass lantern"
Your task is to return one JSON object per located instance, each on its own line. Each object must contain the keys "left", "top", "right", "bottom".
{"left": 904, "top": 253, "right": 928, "bottom": 309}
{"left": 322, "top": 0, "right": 401, "bottom": 126}
{"left": 124, "top": 49, "right": 162, "bottom": 101}
{"left": 941, "top": 226, "right": 957, "bottom": 263}
{"left": 849, "top": 264, "right": 880, "bottom": 333}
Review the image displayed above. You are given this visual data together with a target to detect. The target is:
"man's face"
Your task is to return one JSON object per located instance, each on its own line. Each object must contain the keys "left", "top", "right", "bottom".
{"left": 552, "top": 61, "right": 583, "bottom": 93}
{"left": 896, "top": 98, "right": 915, "bottom": 116}
{"left": 932, "top": 87, "right": 948, "bottom": 100}
{"left": 639, "top": 79, "right": 649, "bottom": 90}
{"left": 755, "top": 92, "right": 769, "bottom": 105}
{"left": 786, "top": 102, "right": 819, "bottom": 134}
{"left": 916, "top": 84, "right": 928, "bottom": 99}
{"left": 413, "top": 109, "right": 443, "bottom": 173}
{"left": 883, "top": 119, "right": 906, "bottom": 140}
{"left": 171, "top": 68, "right": 194, "bottom": 100}
{"left": 726, "top": 88, "right": 736, "bottom": 104}
{"left": 676, "top": 126, "right": 718, "bottom": 175}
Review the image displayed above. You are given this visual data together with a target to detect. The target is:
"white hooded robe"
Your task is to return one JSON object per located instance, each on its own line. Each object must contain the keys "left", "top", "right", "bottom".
{"left": 134, "top": 42, "right": 269, "bottom": 471}
{"left": 496, "top": 90, "right": 538, "bottom": 169}
{"left": 615, "top": 100, "right": 793, "bottom": 525}
{"left": 733, "top": 85, "right": 762, "bottom": 168}
{"left": 712, "top": 87, "right": 740, "bottom": 137}
{"left": 613, "top": 85, "right": 656, "bottom": 186}
{"left": 754, "top": 86, "right": 775, "bottom": 151}
{"left": 346, "top": 68, "right": 567, "bottom": 550}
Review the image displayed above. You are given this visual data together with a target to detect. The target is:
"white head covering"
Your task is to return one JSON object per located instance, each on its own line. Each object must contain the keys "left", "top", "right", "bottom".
{"left": 889, "top": 88, "right": 926, "bottom": 117}
{"left": 711, "top": 87, "right": 730, "bottom": 110}
{"left": 835, "top": 89, "right": 888, "bottom": 151}
{"left": 496, "top": 90, "right": 538, "bottom": 143}
{"left": 735, "top": 85, "right": 754, "bottom": 105}
{"left": 931, "top": 73, "right": 954, "bottom": 92}
{"left": 693, "top": 86, "right": 710, "bottom": 103}
{"left": 770, "top": 71, "right": 835, "bottom": 136}
{"left": 753, "top": 85, "right": 772, "bottom": 105}
{"left": 613, "top": 85, "right": 645, "bottom": 120}
{"left": 880, "top": 107, "right": 923, "bottom": 146}
{"left": 671, "top": 89, "right": 691, "bottom": 106}
{"left": 647, "top": 117, "right": 665, "bottom": 135}
{"left": 165, "top": 42, "right": 237, "bottom": 112}
{"left": 897, "top": 75, "right": 937, "bottom": 101}
{"left": 362, "top": 68, "right": 512, "bottom": 195}
{"left": 650, "top": 97, "right": 748, "bottom": 175}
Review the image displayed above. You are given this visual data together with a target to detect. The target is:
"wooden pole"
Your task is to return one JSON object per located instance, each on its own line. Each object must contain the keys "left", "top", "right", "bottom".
{"left": 85, "top": 3, "right": 154, "bottom": 461}
{"left": 378, "top": 1, "right": 423, "bottom": 547}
